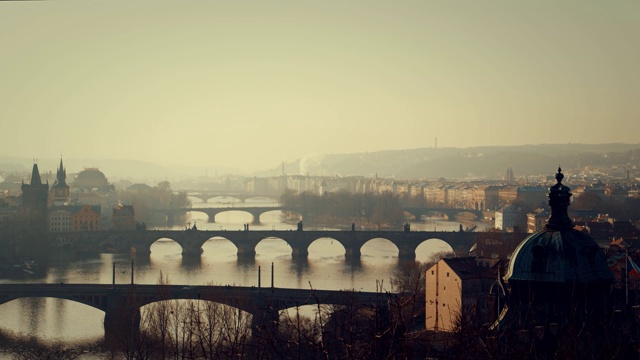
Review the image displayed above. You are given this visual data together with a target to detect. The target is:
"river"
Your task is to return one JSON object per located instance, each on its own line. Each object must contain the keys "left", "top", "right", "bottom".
{"left": 0, "top": 197, "right": 489, "bottom": 356}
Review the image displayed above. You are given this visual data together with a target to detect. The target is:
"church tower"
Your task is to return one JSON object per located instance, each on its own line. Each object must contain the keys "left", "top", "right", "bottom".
{"left": 20, "top": 162, "right": 49, "bottom": 233}
{"left": 50, "top": 157, "right": 70, "bottom": 206}
{"left": 491, "top": 168, "right": 613, "bottom": 356}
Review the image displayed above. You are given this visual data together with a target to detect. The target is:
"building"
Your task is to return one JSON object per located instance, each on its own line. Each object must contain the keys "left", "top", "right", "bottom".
{"left": 19, "top": 163, "right": 49, "bottom": 233}
{"left": 112, "top": 204, "right": 135, "bottom": 230}
{"left": 0, "top": 197, "right": 19, "bottom": 224}
{"left": 49, "top": 207, "right": 73, "bottom": 232}
{"left": 494, "top": 203, "right": 523, "bottom": 231}
{"left": 49, "top": 158, "right": 70, "bottom": 206}
{"left": 71, "top": 204, "right": 101, "bottom": 231}
{"left": 526, "top": 208, "right": 549, "bottom": 233}
{"left": 74, "top": 168, "right": 111, "bottom": 191}
{"left": 72, "top": 168, "right": 116, "bottom": 225}
{"left": 492, "top": 168, "right": 613, "bottom": 356}
{"left": 516, "top": 186, "right": 547, "bottom": 209}
{"left": 425, "top": 257, "right": 497, "bottom": 332}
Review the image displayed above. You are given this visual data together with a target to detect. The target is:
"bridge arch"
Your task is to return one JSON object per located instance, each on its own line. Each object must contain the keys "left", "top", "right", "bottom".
{"left": 415, "top": 238, "right": 455, "bottom": 263}
{"left": 360, "top": 237, "right": 400, "bottom": 259}
{"left": 0, "top": 294, "right": 106, "bottom": 311}
{"left": 201, "top": 237, "right": 240, "bottom": 258}
{"left": 185, "top": 210, "right": 212, "bottom": 223}
{"left": 140, "top": 298, "right": 254, "bottom": 323}
{"left": 307, "top": 237, "right": 347, "bottom": 259}
{"left": 211, "top": 209, "right": 258, "bottom": 225}
{"left": 145, "top": 237, "right": 186, "bottom": 257}
{"left": 0, "top": 296, "right": 107, "bottom": 341}
{"left": 254, "top": 237, "right": 292, "bottom": 258}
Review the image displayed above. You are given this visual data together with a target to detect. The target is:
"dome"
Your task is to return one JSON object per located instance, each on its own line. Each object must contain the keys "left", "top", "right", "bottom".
{"left": 506, "top": 228, "right": 612, "bottom": 284}
{"left": 75, "top": 168, "right": 109, "bottom": 190}
{"left": 506, "top": 167, "right": 613, "bottom": 285}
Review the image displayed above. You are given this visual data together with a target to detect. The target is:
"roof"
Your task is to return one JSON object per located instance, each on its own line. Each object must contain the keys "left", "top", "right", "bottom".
{"left": 506, "top": 228, "right": 613, "bottom": 284}
{"left": 442, "top": 257, "right": 496, "bottom": 280}
{"left": 126, "top": 183, "right": 153, "bottom": 192}
{"left": 506, "top": 168, "right": 613, "bottom": 285}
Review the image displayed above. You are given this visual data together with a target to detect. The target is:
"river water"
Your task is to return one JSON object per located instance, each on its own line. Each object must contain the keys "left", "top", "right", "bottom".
{"left": 0, "top": 197, "right": 489, "bottom": 354}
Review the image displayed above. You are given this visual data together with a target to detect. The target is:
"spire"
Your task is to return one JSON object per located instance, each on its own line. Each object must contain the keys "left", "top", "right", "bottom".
{"left": 53, "top": 157, "right": 68, "bottom": 188}
{"left": 546, "top": 167, "right": 573, "bottom": 230}
{"left": 30, "top": 163, "right": 42, "bottom": 186}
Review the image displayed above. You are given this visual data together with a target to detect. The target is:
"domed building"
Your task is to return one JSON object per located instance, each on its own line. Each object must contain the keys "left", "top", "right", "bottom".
{"left": 71, "top": 167, "right": 116, "bottom": 227}
{"left": 74, "top": 168, "right": 111, "bottom": 191}
{"left": 492, "top": 168, "right": 615, "bottom": 356}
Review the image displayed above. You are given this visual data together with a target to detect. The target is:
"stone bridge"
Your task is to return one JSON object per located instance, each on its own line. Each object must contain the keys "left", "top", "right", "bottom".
{"left": 49, "top": 230, "right": 525, "bottom": 259}
{"left": 403, "top": 207, "right": 484, "bottom": 221}
{"left": 0, "top": 283, "right": 391, "bottom": 346}
{"left": 183, "top": 190, "right": 279, "bottom": 203}
{"left": 155, "top": 206, "right": 304, "bottom": 226}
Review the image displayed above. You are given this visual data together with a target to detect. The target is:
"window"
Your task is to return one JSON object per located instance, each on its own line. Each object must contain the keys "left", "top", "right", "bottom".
{"left": 447, "top": 272, "right": 450, "bottom": 277}
{"left": 431, "top": 270, "right": 434, "bottom": 275}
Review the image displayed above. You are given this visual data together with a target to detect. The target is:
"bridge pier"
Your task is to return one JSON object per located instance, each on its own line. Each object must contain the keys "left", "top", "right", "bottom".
{"left": 250, "top": 297, "right": 280, "bottom": 355}
{"left": 344, "top": 246, "right": 361, "bottom": 261}
{"left": 104, "top": 291, "right": 141, "bottom": 350}
{"left": 207, "top": 214, "right": 216, "bottom": 223}
{"left": 290, "top": 244, "right": 308, "bottom": 259}
{"left": 237, "top": 244, "right": 256, "bottom": 259}
{"left": 251, "top": 215, "right": 261, "bottom": 225}
{"left": 398, "top": 246, "right": 416, "bottom": 260}
{"left": 182, "top": 247, "right": 204, "bottom": 256}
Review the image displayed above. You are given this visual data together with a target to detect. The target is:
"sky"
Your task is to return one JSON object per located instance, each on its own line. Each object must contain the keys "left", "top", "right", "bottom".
{"left": 1, "top": 0, "right": 638, "bottom": 172}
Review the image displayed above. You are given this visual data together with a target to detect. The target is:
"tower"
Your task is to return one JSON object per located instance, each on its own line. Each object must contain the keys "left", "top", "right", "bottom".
{"left": 20, "top": 162, "right": 49, "bottom": 233}
{"left": 50, "top": 157, "right": 70, "bottom": 206}
{"left": 492, "top": 168, "right": 613, "bottom": 355}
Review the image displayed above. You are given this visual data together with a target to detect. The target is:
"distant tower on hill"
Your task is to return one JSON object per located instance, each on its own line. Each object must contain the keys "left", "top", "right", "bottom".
{"left": 505, "top": 167, "right": 514, "bottom": 182}
{"left": 20, "top": 162, "right": 49, "bottom": 233}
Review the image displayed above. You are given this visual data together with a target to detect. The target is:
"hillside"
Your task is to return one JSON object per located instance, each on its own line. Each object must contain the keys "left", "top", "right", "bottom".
{"left": 258, "top": 144, "right": 640, "bottom": 179}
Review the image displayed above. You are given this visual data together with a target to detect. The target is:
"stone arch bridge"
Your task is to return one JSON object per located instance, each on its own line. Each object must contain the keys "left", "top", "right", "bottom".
{"left": 50, "top": 230, "right": 525, "bottom": 259}
{"left": 0, "top": 283, "right": 390, "bottom": 347}
{"left": 155, "top": 206, "right": 304, "bottom": 226}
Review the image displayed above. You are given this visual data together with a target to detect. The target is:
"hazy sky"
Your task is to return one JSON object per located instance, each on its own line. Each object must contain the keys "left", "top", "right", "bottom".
{"left": 1, "top": 0, "right": 638, "bottom": 171}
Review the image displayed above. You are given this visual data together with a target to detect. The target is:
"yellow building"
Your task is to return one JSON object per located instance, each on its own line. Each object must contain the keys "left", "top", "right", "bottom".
{"left": 71, "top": 204, "right": 101, "bottom": 231}
{"left": 425, "top": 257, "right": 498, "bottom": 332}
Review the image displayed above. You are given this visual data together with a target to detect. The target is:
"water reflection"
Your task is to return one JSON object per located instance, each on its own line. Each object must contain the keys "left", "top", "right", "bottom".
{"left": 0, "top": 205, "right": 488, "bottom": 346}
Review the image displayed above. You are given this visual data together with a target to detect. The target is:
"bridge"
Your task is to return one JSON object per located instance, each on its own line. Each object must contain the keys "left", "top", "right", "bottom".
{"left": 156, "top": 205, "right": 483, "bottom": 227}
{"left": 155, "top": 206, "right": 301, "bottom": 226}
{"left": 403, "top": 207, "right": 484, "bottom": 221}
{"left": 0, "top": 283, "right": 392, "bottom": 347}
{"left": 49, "top": 229, "right": 526, "bottom": 259}
{"left": 182, "top": 190, "right": 280, "bottom": 203}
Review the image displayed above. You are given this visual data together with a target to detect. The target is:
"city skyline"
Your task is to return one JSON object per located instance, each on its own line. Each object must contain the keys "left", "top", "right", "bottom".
{"left": 1, "top": 0, "right": 638, "bottom": 171}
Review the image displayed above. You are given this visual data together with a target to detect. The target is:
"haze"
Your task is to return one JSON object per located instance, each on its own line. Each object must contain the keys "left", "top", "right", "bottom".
{"left": 1, "top": 0, "right": 638, "bottom": 172}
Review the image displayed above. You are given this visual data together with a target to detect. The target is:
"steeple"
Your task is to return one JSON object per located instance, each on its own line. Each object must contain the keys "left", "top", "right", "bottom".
{"left": 30, "top": 162, "right": 43, "bottom": 186}
{"left": 546, "top": 167, "right": 573, "bottom": 230}
{"left": 53, "top": 157, "right": 68, "bottom": 188}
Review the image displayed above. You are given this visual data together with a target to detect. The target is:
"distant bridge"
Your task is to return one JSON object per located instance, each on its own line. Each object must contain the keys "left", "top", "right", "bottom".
{"left": 403, "top": 207, "right": 484, "bottom": 221}
{"left": 0, "top": 283, "right": 391, "bottom": 346}
{"left": 181, "top": 190, "right": 280, "bottom": 203}
{"left": 156, "top": 205, "right": 484, "bottom": 227}
{"left": 155, "top": 206, "right": 303, "bottom": 226}
{"left": 49, "top": 229, "right": 526, "bottom": 259}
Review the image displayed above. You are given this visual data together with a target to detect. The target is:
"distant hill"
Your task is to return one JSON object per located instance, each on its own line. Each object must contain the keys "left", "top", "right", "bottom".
{"left": 256, "top": 144, "right": 640, "bottom": 179}
{"left": 4, "top": 143, "right": 640, "bottom": 181}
